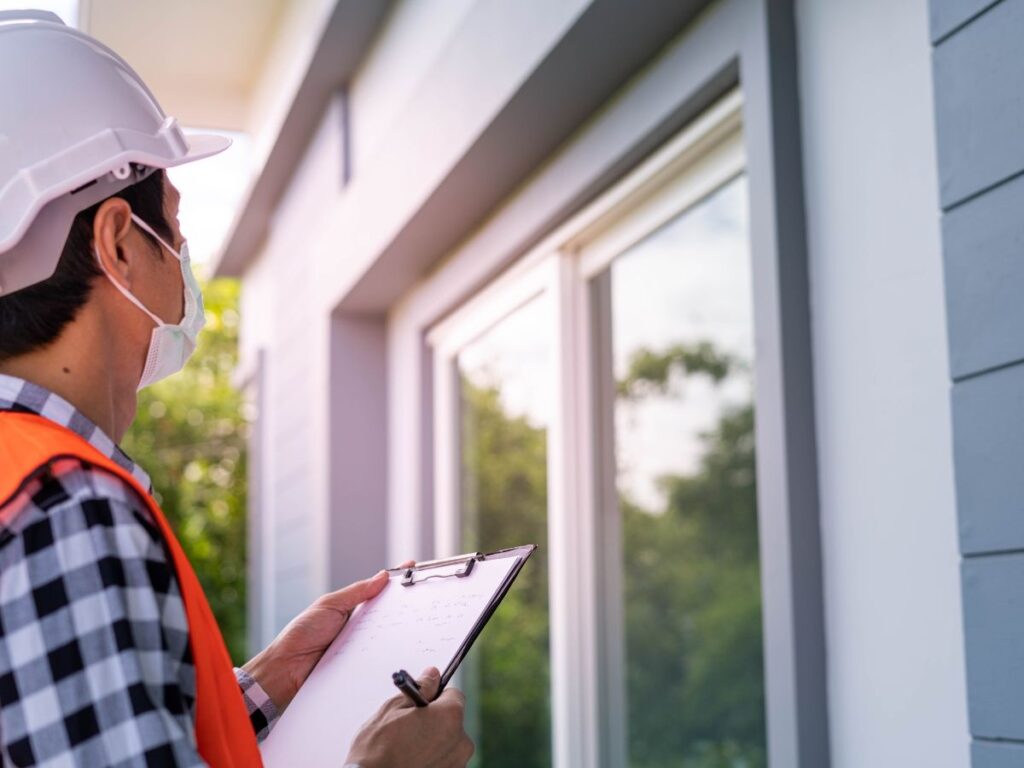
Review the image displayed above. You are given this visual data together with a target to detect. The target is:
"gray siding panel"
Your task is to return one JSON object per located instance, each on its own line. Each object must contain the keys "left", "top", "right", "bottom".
{"left": 930, "top": 0, "right": 1002, "bottom": 41}
{"left": 973, "top": 740, "right": 1024, "bottom": 768}
{"left": 930, "top": 0, "right": 1024, "bottom": 760}
{"left": 933, "top": 0, "right": 1024, "bottom": 208}
{"left": 944, "top": 172, "right": 1024, "bottom": 379}
{"left": 963, "top": 554, "right": 1024, "bottom": 739}
{"left": 952, "top": 363, "right": 1024, "bottom": 555}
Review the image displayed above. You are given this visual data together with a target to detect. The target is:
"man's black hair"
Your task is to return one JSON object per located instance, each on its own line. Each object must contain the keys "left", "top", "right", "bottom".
{"left": 0, "top": 169, "right": 173, "bottom": 363}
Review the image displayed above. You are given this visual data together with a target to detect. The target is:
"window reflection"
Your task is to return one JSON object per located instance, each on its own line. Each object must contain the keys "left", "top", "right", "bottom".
{"left": 609, "top": 176, "right": 766, "bottom": 768}
{"left": 457, "top": 296, "right": 553, "bottom": 768}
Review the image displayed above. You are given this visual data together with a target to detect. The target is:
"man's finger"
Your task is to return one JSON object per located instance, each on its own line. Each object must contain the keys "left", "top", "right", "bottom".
{"left": 317, "top": 570, "right": 390, "bottom": 614}
{"left": 435, "top": 686, "right": 466, "bottom": 709}
{"left": 455, "top": 735, "right": 475, "bottom": 765}
{"left": 417, "top": 667, "right": 442, "bottom": 702}
{"left": 384, "top": 690, "right": 415, "bottom": 711}
{"left": 394, "top": 559, "right": 416, "bottom": 569}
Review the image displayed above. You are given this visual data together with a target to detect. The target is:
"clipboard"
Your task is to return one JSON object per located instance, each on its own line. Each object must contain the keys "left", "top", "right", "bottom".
{"left": 390, "top": 544, "right": 537, "bottom": 690}
{"left": 260, "top": 544, "right": 537, "bottom": 767}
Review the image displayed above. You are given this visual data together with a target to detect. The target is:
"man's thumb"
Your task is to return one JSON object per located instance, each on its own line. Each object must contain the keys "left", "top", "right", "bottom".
{"left": 417, "top": 667, "right": 442, "bottom": 702}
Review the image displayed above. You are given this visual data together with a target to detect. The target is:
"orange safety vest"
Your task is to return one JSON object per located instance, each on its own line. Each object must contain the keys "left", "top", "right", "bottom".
{"left": 0, "top": 411, "right": 263, "bottom": 767}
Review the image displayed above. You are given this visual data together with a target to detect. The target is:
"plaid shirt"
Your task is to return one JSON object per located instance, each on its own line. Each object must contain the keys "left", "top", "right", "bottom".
{"left": 0, "top": 375, "right": 278, "bottom": 766}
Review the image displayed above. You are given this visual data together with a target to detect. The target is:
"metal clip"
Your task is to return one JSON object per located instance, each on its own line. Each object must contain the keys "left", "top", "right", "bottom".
{"left": 401, "top": 552, "right": 481, "bottom": 586}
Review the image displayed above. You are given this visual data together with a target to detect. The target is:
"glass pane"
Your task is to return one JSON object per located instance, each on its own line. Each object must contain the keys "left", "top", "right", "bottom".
{"left": 610, "top": 175, "right": 766, "bottom": 767}
{"left": 457, "top": 295, "right": 552, "bottom": 768}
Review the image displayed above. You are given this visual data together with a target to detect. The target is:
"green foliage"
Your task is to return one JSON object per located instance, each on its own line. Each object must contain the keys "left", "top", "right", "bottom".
{"left": 460, "top": 382, "right": 552, "bottom": 768}
{"left": 121, "top": 278, "right": 248, "bottom": 664}
{"left": 621, "top": 342, "right": 765, "bottom": 768}
{"left": 617, "top": 341, "right": 738, "bottom": 400}
{"left": 459, "top": 341, "right": 764, "bottom": 767}
{"left": 622, "top": 403, "right": 764, "bottom": 768}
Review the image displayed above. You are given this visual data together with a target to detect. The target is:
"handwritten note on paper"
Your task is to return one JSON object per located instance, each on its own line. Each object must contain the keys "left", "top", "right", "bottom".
{"left": 260, "top": 556, "right": 519, "bottom": 768}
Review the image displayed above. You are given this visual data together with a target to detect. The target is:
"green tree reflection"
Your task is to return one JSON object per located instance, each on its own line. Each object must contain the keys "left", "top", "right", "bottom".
{"left": 461, "top": 382, "right": 552, "bottom": 767}
{"left": 461, "top": 341, "right": 764, "bottom": 767}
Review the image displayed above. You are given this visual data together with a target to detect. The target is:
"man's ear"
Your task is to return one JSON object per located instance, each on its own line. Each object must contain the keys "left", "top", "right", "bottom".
{"left": 92, "top": 197, "right": 136, "bottom": 288}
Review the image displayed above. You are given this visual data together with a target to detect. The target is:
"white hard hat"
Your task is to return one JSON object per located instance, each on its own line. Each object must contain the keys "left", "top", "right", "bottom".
{"left": 0, "top": 9, "right": 231, "bottom": 295}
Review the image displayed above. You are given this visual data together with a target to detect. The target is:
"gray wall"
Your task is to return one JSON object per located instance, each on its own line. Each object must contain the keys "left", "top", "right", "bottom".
{"left": 930, "top": 0, "right": 1024, "bottom": 764}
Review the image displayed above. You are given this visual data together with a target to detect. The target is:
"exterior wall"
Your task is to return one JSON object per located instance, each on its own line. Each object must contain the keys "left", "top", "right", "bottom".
{"left": 233, "top": 0, "right": 982, "bottom": 762}
{"left": 347, "top": 0, "right": 478, "bottom": 176}
{"left": 312, "top": 0, "right": 591, "bottom": 313}
{"left": 929, "top": 0, "right": 1024, "bottom": 764}
{"left": 795, "top": 0, "right": 969, "bottom": 765}
{"left": 239, "top": 92, "right": 346, "bottom": 645}
{"left": 240, "top": 0, "right": 591, "bottom": 640}
{"left": 245, "top": 0, "right": 337, "bottom": 166}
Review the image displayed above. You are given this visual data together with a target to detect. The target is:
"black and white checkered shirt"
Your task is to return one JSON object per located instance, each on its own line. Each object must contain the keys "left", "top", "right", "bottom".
{"left": 0, "top": 374, "right": 278, "bottom": 766}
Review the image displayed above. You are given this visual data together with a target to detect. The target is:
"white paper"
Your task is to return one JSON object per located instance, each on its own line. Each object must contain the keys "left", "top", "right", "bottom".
{"left": 260, "top": 556, "right": 519, "bottom": 767}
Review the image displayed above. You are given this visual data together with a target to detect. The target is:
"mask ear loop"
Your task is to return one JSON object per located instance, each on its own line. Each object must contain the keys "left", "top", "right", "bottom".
{"left": 94, "top": 246, "right": 167, "bottom": 328}
{"left": 131, "top": 213, "right": 184, "bottom": 263}
{"left": 131, "top": 213, "right": 197, "bottom": 325}
{"left": 92, "top": 220, "right": 172, "bottom": 329}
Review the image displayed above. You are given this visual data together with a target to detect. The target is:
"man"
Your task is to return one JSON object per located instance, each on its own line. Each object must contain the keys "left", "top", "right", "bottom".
{"left": 0, "top": 10, "right": 473, "bottom": 767}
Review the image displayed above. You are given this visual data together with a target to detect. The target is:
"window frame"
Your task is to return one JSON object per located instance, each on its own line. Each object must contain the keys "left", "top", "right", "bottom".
{"left": 567, "top": 94, "right": 747, "bottom": 767}
{"left": 428, "top": 255, "right": 557, "bottom": 559}
{"left": 424, "top": 91, "right": 757, "bottom": 766}
{"left": 234, "top": 347, "right": 275, "bottom": 654}
{"left": 384, "top": 2, "right": 828, "bottom": 764}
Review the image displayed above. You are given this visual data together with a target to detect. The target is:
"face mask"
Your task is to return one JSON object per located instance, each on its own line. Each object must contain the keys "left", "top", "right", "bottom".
{"left": 95, "top": 213, "right": 206, "bottom": 390}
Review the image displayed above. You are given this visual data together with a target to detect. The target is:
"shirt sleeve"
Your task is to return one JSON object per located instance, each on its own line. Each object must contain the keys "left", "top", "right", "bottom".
{"left": 235, "top": 666, "right": 280, "bottom": 741}
{"left": 0, "top": 464, "right": 206, "bottom": 767}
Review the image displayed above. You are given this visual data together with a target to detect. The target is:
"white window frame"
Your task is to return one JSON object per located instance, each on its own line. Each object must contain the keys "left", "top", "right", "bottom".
{"left": 233, "top": 347, "right": 275, "bottom": 654}
{"left": 416, "top": 90, "right": 746, "bottom": 768}
{"left": 428, "top": 255, "right": 557, "bottom": 559}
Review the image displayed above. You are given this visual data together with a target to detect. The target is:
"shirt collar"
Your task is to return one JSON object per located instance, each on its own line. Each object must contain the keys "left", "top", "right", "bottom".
{"left": 0, "top": 374, "right": 152, "bottom": 491}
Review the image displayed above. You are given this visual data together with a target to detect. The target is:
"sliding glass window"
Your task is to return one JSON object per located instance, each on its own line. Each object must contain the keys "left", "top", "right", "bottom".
{"left": 457, "top": 298, "right": 553, "bottom": 768}
{"left": 601, "top": 176, "right": 764, "bottom": 767}
{"left": 427, "top": 92, "right": 765, "bottom": 768}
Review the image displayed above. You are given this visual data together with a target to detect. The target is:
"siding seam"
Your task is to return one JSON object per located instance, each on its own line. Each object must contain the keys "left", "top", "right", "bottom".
{"left": 932, "top": 0, "right": 1006, "bottom": 46}
{"left": 952, "top": 357, "right": 1024, "bottom": 385}
{"left": 974, "top": 736, "right": 1024, "bottom": 746}
{"left": 941, "top": 165, "right": 1024, "bottom": 215}
{"left": 963, "top": 549, "right": 1024, "bottom": 561}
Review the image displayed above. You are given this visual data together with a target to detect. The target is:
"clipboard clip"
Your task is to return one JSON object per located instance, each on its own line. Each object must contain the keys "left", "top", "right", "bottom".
{"left": 402, "top": 552, "right": 482, "bottom": 587}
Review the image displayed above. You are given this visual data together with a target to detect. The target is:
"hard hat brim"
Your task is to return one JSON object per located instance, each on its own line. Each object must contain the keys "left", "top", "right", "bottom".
{"left": 170, "top": 133, "right": 233, "bottom": 166}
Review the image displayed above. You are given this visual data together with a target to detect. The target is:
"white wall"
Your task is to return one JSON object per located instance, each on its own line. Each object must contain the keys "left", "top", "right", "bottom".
{"left": 245, "top": 0, "right": 336, "bottom": 167}
{"left": 348, "top": 0, "right": 478, "bottom": 176}
{"left": 795, "top": 0, "right": 969, "bottom": 765}
{"left": 239, "top": 93, "right": 345, "bottom": 643}
{"left": 239, "top": 0, "right": 974, "bottom": 755}
{"left": 313, "top": 0, "right": 588, "bottom": 311}
{"left": 241, "top": 0, "right": 596, "bottom": 638}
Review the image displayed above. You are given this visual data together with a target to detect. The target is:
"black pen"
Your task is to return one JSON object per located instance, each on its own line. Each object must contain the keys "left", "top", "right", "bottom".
{"left": 392, "top": 669, "right": 429, "bottom": 707}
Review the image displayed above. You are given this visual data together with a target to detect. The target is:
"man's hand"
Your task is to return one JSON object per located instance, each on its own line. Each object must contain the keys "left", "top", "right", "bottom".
{"left": 243, "top": 566, "right": 409, "bottom": 711}
{"left": 345, "top": 667, "right": 474, "bottom": 768}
